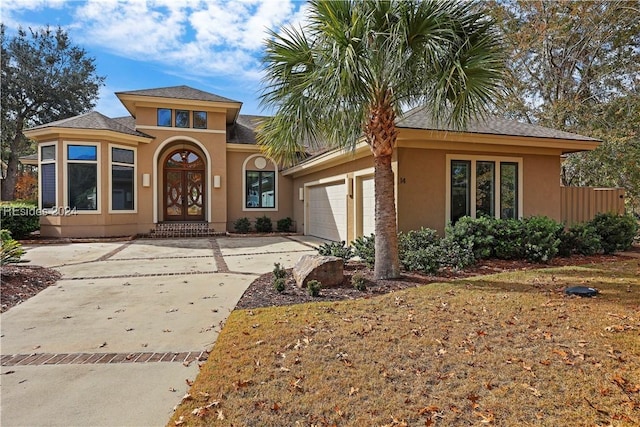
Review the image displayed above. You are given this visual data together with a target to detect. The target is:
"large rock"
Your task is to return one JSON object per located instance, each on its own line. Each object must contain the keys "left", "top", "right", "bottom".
{"left": 293, "top": 255, "right": 344, "bottom": 288}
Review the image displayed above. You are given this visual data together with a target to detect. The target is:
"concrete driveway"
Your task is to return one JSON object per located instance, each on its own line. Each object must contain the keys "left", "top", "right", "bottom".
{"left": 0, "top": 236, "right": 318, "bottom": 427}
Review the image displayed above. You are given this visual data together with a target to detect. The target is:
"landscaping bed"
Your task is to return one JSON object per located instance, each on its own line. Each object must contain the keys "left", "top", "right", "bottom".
{"left": 1, "top": 265, "right": 61, "bottom": 313}
{"left": 235, "top": 252, "right": 622, "bottom": 310}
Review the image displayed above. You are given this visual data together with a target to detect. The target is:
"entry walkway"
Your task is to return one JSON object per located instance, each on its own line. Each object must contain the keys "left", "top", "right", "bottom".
{"left": 0, "top": 236, "right": 318, "bottom": 427}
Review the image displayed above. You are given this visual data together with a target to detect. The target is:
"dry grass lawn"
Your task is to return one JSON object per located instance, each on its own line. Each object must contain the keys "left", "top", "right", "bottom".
{"left": 170, "top": 259, "right": 640, "bottom": 426}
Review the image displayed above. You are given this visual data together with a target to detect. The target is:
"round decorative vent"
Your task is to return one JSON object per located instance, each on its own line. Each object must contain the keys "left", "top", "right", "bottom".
{"left": 254, "top": 157, "right": 267, "bottom": 169}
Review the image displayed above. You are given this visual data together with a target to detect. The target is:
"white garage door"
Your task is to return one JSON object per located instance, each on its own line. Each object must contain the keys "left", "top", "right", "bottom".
{"left": 307, "top": 182, "right": 347, "bottom": 242}
{"left": 361, "top": 176, "right": 375, "bottom": 237}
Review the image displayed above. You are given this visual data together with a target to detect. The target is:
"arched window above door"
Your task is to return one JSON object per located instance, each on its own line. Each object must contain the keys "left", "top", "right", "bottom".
{"left": 165, "top": 149, "right": 204, "bottom": 169}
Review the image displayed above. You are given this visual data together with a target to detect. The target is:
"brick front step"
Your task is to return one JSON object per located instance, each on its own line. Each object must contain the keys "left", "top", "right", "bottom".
{"left": 1, "top": 351, "right": 209, "bottom": 366}
{"left": 146, "top": 222, "right": 224, "bottom": 238}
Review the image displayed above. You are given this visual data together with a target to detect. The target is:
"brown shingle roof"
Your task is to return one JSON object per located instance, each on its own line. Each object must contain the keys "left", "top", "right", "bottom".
{"left": 116, "top": 85, "right": 241, "bottom": 104}
{"left": 27, "top": 111, "right": 152, "bottom": 138}
{"left": 397, "top": 106, "right": 599, "bottom": 141}
{"left": 227, "top": 114, "right": 266, "bottom": 144}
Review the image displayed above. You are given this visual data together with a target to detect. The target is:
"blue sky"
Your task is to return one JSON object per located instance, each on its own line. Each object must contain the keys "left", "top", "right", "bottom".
{"left": 2, "top": 0, "right": 309, "bottom": 118}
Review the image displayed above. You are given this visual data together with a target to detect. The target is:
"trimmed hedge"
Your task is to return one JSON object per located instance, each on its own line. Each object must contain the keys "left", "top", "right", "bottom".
{"left": 0, "top": 202, "right": 40, "bottom": 239}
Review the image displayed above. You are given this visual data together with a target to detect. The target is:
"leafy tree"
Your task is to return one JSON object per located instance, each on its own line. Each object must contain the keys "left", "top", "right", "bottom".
{"left": 258, "top": 0, "right": 505, "bottom": 279}
{"left": 489, "top": 0, "right": 640, "bottom": 212}
{"left": 1, "top": 25, "right": 104, "bottom": 200}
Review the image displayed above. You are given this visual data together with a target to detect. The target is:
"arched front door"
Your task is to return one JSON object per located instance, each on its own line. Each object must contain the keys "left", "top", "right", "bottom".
{"left": 163, "top": 149, "right": 205, "bottom": 221}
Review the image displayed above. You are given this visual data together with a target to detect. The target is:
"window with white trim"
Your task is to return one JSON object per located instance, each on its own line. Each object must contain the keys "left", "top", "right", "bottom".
{"left": 110, "top": 146, "right": 135, "bottom": 211}
{"left": 448, "top": 156, "right": 521, "bottom": 223}
{"left": 67, "top": 144, "right": 98, "bottom": 211}
{"left": 40, "top": 144, "right": 56, "bottom": 209}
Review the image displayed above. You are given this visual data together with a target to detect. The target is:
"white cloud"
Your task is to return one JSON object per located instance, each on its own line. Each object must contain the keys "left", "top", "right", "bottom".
{"left": 67, "top": 0, "right": 303, "bottom": 81}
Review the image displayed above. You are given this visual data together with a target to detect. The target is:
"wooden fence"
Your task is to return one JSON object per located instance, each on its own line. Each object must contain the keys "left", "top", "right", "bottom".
{"left": 560, "top": 187, "right": 626, "bottom": 227}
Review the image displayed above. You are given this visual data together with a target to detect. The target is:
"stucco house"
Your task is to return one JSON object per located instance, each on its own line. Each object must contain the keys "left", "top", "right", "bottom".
{"left": 23, "top": 85, "right": 600, "bottom": 240}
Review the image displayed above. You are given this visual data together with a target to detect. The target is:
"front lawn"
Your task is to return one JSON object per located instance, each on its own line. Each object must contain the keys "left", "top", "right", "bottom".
{"left": 171, "top": 259, "right": 640, "bottom": 426}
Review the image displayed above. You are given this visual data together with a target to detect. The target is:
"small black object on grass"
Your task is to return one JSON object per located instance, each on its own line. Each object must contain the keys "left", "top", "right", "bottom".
{"left": 564, "top": 286, "right": 599, "bottom": 297}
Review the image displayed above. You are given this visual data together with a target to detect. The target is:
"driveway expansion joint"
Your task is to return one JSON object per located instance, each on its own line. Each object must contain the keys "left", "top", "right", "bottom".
{"left": 1, "top": 351, "right": 209, "bottom": 366}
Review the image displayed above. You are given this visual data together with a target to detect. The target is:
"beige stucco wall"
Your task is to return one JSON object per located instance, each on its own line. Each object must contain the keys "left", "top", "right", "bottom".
{"left": 397, "top": 147, "right": 564, "bottom": 236}
{"left": 226, "top": 149, "right": 294, "bottom": 231}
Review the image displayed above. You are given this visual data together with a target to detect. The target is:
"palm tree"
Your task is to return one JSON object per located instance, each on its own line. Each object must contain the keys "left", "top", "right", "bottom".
{"left": 258, "top": 0, "right": 505, "bottom": 279}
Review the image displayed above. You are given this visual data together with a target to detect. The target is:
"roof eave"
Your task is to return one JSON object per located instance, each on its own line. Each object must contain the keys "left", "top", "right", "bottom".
{"left": 23, "top": 127, "right": 154, "bottom": 145}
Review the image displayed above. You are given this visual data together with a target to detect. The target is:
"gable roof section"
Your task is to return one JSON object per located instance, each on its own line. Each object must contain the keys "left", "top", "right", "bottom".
{"left": 115, "top": 85, "right": 243, "bottom": 124}
{"left": 227, "top": 115, "right": 266, "bottom": 144}
{"left": 23, "top": 111, "right": 153, "bottom": 144}
{"left": 397, "top": 106, "right": 599, "bottom": 142}
{"left": 116, "top": 85, "right": 241, "bottom": 104}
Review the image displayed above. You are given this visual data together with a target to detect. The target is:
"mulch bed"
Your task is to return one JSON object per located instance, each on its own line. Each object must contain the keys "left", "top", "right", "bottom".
{"left": 235, "top": 253, "right": 624, "bottom": 310}
{"left": 1, "top": 265, "right": 62, "bottom": 313}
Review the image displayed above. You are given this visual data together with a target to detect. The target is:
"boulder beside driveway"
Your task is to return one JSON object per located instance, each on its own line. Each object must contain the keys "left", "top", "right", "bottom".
{"left": 293, "top": 255, "right": 344, "bottom": 288}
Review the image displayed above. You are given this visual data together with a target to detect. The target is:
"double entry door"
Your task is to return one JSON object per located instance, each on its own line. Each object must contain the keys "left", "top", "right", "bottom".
{"left": 164, "top": 149, "right": 205, "bottom": 221}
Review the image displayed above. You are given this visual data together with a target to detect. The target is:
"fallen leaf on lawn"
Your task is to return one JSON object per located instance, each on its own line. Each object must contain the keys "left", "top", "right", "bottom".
{"left": 191, "top": 407, "right": 209, "bottom": 417}
{"left": 185, "top": 378, "right": 193, "bottom": 386}
{"left": 417, "top": 406, "right": 439, "bottom": 415}
{"left": 217, "top": 410, "right": 225, "bottom": 420}
{"left": 174, "top": 415, "right": 185, "bottom": 425}
{"left": 255, "top": 340, "right": 265, "bottom": 345}
{"left": 234, "top": 379, "right": 252, "bottom": 389}
{"left": 349, "top": 386, "right": 359, "bottom": 396}
{"left": 181, "top": 393, "right": 192, "bottom": 402}
{"left": 272, "top": 402, "right": 281, "bottom": 412}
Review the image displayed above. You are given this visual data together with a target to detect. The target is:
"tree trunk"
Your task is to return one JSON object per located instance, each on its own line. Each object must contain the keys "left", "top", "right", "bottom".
{"left": 366, "top": 89, "right": 400, "bottom": 279}
{"left": 1, "top": 152, "right": 18, "bottom": 201}
{"left": 373, "top": 153, "right": 401, "bottom": 279}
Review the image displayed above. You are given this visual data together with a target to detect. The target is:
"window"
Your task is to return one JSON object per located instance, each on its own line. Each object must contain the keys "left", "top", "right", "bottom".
{"left": 67, "top": 144, "right": 98, "bottom": 211}
{"left": 447, "top": 156, "right": 521, "bottom": 224}
{"left": 246, "top": 171, "right": 275, "bottom": 208}
{"left": 500, "top": 162, "right": 518, "bottom": 219}
{"left": 40, "top": 145, "right": 56, "bottom": 209}
{"left": 158, "top": 108, "right": 172, "bottom": 127}
{"left": 193, "top": 111, "right": 207, "bottom": 129}
{"left": 450, "top": 160, "right": 470, "bottom": 223}
{"left": 175, "top": 110, "right": 189, "bottom": 128}
{"left": 111, "top": 147, "right": 135, "bottom": 211}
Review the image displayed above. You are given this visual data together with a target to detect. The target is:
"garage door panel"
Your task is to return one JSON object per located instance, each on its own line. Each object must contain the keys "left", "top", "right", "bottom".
{"left": 361, "top": 177, "right": 375, "bottom": 237}
{"left": 307, "top": 183, "right": 347, "bottom": 242}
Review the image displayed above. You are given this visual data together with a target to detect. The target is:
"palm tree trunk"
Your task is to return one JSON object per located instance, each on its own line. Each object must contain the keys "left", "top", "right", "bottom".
{"left": 366, "top": 90, "right": 400, "bottom": 279}
{"left": 373, "top": 153, "right": 401, "bottom": 279}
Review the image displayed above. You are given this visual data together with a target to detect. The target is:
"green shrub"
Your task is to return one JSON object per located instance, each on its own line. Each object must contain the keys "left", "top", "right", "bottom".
{"left": 399, "top": 227, "right": 439, "bottom": 253}
{"left": 351, "top": 272, "right": 367, "bottom": 291}
{"left": 317, "top": 241, "right": 353, "bottom": 262}
{"left": 589, "top": 213, "right": 638, "bottom": 254}
{"left": 521, "top": 216, "right": 563, "bottom": 262}
{"left": 437, "top": 236, "right": 475, "bottom": 270}
{"left": 273, "top": 262, "right": 287, "bottom": 280}
{"left": 492, "top": 219, "right": 525, "bottom": 260}
{"left": 255, "top": 216, "right": 273, "bottom": 233}
{"left": 447, "top": 216, "right": 496, "bottom": 260}
{"left": 1, "top": 229, "right": 25, "bottom": 265}
{"left": 277, "top": 217, "right": 293, "bottom": 232}
{"left": 400, "top": 246, "right": 441, "bottom": 274}
{"left": 558, "top": 223, "right": 602, "bottom": 256}
{"left": 0, "top": 202, "right": 40, "bottom": 239}
{"left": 351, "top": 234, "right": 375, "bottom": 267}
{"left": 233, "top": 217, "right": 251, "bottom": 233}
{"left": 273, "top": 277, "right": 286, "bottom": 293}
{"left": 307, "top": 279, "right": 321, "bottom": 297}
